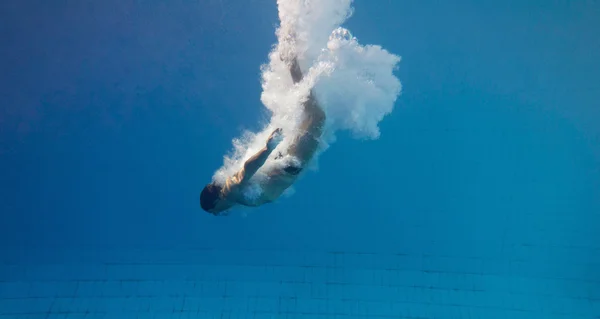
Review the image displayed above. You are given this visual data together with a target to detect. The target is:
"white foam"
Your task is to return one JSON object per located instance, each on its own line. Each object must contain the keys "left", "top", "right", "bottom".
{"left": 213, "top": 0, "right": 401, "bottom": 186}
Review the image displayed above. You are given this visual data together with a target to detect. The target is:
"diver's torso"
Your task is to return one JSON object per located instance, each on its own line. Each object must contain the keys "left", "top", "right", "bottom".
{"left": 236, "top": 166, "right": 298, "bottom": 206}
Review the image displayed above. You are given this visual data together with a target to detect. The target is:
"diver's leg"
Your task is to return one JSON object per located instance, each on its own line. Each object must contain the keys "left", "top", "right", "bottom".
{"left": 286, "top": 92, "right": 326, "bottom": 168}
{"left": 283, "top": 54, "right": 326, "bottom": 168}
{"left": 287, "top": 57, "right": 325, "bottom": 130}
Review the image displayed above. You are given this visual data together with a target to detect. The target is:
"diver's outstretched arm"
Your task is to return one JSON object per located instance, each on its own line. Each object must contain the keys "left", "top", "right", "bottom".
{"left": 233, "top": 129, "right": 283, "bottom": 185}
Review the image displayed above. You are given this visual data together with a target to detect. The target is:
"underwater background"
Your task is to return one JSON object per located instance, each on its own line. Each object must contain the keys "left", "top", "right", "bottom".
{"left": 1, "top": 0, "right": 599, "bottom": 317}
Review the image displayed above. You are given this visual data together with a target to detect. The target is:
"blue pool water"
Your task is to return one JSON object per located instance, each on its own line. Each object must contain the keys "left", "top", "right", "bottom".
{"left": 0, "top": 0, "right": 598, "bottom": 318}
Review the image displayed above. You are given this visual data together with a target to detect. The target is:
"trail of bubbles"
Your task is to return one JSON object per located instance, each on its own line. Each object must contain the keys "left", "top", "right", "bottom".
{"left": 213, "top": 0, "right": 401, "bottom": 186}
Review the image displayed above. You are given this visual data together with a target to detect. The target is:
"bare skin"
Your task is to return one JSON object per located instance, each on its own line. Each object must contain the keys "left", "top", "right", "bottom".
{"left": 207, "top": 56, "right": 326, "bottom": 215}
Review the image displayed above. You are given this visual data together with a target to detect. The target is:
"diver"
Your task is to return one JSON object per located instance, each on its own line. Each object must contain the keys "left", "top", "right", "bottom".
{"left": 200, "top": 54, "right": 326, "bottom": 215}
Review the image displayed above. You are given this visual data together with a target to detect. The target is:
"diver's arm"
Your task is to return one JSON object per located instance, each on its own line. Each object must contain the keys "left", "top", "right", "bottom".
{"left": 236, "top": 146, "right": 271, "bottom": 184}
{"left": 236, "top": 128, "right": 283, "bottom": 184}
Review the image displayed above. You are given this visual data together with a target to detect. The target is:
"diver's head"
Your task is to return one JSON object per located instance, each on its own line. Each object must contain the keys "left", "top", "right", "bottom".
{"left": 200, "top": 183, "right": 232, "bottom": 215}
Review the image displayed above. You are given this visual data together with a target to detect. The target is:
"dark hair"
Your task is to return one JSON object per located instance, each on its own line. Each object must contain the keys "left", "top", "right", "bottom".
{"left": 200, "top": 183, "right": 223, "bottom": 212}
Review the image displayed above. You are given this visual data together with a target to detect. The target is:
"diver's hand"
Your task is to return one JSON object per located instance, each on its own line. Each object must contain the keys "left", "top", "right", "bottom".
{"left": 266, "top": 128, "right": 283, "bottom": 150}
